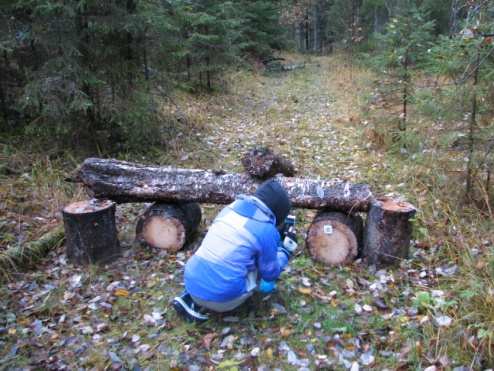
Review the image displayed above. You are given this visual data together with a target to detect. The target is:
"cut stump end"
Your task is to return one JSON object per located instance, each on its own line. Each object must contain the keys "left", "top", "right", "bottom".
{"left": 379, "top": 197, "right": 416, "bottom": 213}
{"left": 63, "top": 199, "right": 114, "bottom": 214}
{"left": 140, "top": 216, "right": 186, "bottom": 252}
{"left": 136, "top": 202, "right": 202, "bottom": 252}
{"left": 306, "top": 211, "right": 363, "bottom": 266}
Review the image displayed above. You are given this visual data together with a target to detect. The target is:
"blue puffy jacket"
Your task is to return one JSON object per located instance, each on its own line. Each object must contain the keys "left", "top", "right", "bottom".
{"left": 184, "top": 195, "right": 289, "bottom": 302}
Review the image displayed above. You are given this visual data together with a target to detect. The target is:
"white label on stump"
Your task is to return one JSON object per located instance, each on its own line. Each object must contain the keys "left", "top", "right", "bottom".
{"left": 324, "top": 224, "right": 333, "bottom": 235}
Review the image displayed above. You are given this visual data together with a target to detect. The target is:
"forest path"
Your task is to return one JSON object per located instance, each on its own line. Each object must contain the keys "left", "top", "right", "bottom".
{"left": 173, "top": 55, "right": 367, "bottom": 184}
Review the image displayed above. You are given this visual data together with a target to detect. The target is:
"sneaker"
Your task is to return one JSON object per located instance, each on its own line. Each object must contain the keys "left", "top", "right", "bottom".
{"left": 172, "top": 291, "right": 209, "bottom": 322}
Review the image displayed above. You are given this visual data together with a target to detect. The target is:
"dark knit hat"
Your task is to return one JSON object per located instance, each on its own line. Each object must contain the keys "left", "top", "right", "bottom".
{"left": 255, "top": 179, "right": 291, "bottom": 225}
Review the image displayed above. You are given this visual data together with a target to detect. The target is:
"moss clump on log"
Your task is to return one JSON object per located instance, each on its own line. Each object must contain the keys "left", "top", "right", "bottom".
{"left": 0, "top": 225, "right": 65, "bottom": 278}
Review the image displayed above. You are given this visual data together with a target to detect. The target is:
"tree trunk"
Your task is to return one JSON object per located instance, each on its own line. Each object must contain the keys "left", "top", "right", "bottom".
{"left": 305, "top": 10, "right": 310, "bottom": 51}
{"left": 75, "top": 7, "right": 95, "bottom": 125}
{"left": 449, "top": 0, "right": 460, "bottom": 37}
{"left": 313, "top": 2, "right": 319, "bottom": 53}
{"left": 241, "top": 147, "right": 296, "bottom": 179}
{"left": 363, "top": 197, "right": 416, "bottom": 267}
{"left": 126, "top": 0, "right": 136, "bottom": 86}
{"left": 0, "top": 66, "right": 7, "bottom": 126}
{"left": 143, "top": 33, "right": 149, "bottom": 81}
{"left": 298, "top": 22, "right": 305, "bottom": 51}
{"left": 206, "top": 55, "right": 212, "bottom": 91}
{"left": 400, "top": 49, "right": 409, "bottom": 132}
{"left": 465, "top": 49, "right": 481, "bottom": 200}
{"left": 136, "top": 202, "right": 201, "bottom": 251}
{"left": 186, "top": 54, "right": 191, "bottom": 81}
{"left": 374, "top": 6, "right": 378, "bottom": 34}
{"left": 306, "top": 211, "right": 363, "bottom": 265}
{"left": 72, "top": 158, "right": 373, "bottom": 212}
{"left": 63, "top": 199, "right": 121, "bottom": 265}
{"left": 205, "top": 25, "right": 212, "bottom": 91}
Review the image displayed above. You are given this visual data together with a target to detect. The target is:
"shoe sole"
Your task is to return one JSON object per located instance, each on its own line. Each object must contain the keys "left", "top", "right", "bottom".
{"left": 172, "top": 297, "right": 209, "bottom": 322}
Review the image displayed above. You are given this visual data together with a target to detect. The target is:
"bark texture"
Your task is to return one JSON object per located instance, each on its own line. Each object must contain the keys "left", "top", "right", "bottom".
{"left": 63, "top": 199, "right": 121, "bottom": 265}
{"left": 135, "top": 202, "right": 201, "bottom": 251}
{"left": 306, "top": 211, "right": 363, "bottom": 266}
{"left": 241, "top": 147, "right": 296, "bottom": 179}
{"left": 73, "top": 158, "right": 373, "bottom": 212}
{"left": 363, "top": 197, "right": 417, "bottom": 267}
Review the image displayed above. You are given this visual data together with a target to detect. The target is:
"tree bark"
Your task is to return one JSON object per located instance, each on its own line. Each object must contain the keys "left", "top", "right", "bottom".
{"left": 305, "top": 9, "right": 310, "bottom": 51}
{"left": 136, "top": 202, "right": 201, "bottom": 251}
{"left": 465, "top": 49, "right": 480, "bottom": 201}
{"left": 400, "top": 49, "right": 409, "bottom": 132}
{"left": 313, "top": 2, "right": 319, "bottom": 53}
{"left": 241, "top": 147, "right": 296, "bottom": 179}
{"left": 306, "top": 211, "right": 363, "bottom": 265}
{"left": 0, "top": 53, "right": 8, "bottom": 126}
{"left": 72, "top": 158, "right": 373, "bottom": 212}
{"left": 363, "top": 197, "right": 416, "bottom": 267}
{"left": 63, "top": 199, "right": 121, "bottom": 265}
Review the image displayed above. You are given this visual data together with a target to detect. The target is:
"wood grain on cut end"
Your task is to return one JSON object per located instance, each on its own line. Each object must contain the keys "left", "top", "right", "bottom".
{"left": 135, "top": 202, "right": 202, "bottom": 252}
{"left": 141, "top": 217, "right": 185, "bottom": 252}
{"left": 380, "top": 197, "right": 416, "bottom": 213}
{"left": 307, "top": 219, "right": 358, "bottom": 265}
{"left": 63, "top": 199, "right": 114, "bottom": 214}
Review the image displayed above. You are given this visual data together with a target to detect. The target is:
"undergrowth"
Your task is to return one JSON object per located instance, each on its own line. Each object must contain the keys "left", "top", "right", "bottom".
{"left": 350, "top": 51, "right": 494, "bottom": 364}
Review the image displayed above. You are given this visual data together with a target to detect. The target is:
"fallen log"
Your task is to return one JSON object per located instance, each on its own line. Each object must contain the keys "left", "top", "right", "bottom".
{"left": 0, "top": 225, "right": 65, "bottom": 278}
{"left": 306, "top": 211, "right": 363, "bottom": 265}
{"left": 363, "top": 197, "right": 417, "bottom": 267}
{"left": 72, "top": 158, "right": 373, "bottom": 212}
{"left": 136, "top": 202, "right": 201, "bottom": 251}
{"left": 241, "top": 147, "right": 296, "bottom": 179}
{"left": 63, "top": 199, "right": 121, "bottom": 265}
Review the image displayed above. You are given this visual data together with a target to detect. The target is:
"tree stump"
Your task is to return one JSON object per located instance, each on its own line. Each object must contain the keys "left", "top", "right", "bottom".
{"left": 135, "top": 202, "right": 202, "bottom": 252}
{"left": 241, "top": 147, "right": 296, "bottom": 179}
{"left": 363, "top": 197, "right": 417, "bottom": 267}
{"left": 306, "top": 211, "right": 363, "bottom": 265}
{"left": 63, "top": 199, "right": 121, "bottom": 265}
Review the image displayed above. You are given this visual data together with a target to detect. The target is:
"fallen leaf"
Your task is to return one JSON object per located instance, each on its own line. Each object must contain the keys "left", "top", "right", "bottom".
{"left": 250, "top": 347, "right": 260, "bottom": 357}
{"left": 280, "top": 327, "right": 292, "bottom": 338}
{"left": 202, "top": 332, "right": 217, "bottom": 349}
{"left": 434, "top": 315, "right": 452, "bottom": 327}
{"left": 114, "top": 288, "right": 129, "bottom": 298}
{"left": 298, "top": 287, "right": 312, "bottom": 295}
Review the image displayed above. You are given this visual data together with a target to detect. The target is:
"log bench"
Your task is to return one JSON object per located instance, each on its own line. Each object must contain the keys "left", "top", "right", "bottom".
{"left": 66, "top": 157, "right": 416, "bottom": 267}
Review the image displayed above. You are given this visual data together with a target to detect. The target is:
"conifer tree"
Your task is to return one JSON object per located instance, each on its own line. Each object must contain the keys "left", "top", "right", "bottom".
{"left": 374, "top": 5, "right": 435, "bottom": 132}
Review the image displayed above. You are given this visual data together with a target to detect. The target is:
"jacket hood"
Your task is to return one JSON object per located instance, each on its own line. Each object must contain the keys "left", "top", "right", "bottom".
{"left": 232, "top": 195, "right": 276, "bottom": 224}
{"left": 254, "top": 179, "right": 291, "bottom": 225}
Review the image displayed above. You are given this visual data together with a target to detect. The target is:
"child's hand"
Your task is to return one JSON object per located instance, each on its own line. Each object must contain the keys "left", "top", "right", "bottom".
{"left": 259, "top": 279, "right": 277, "bottom": 293}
